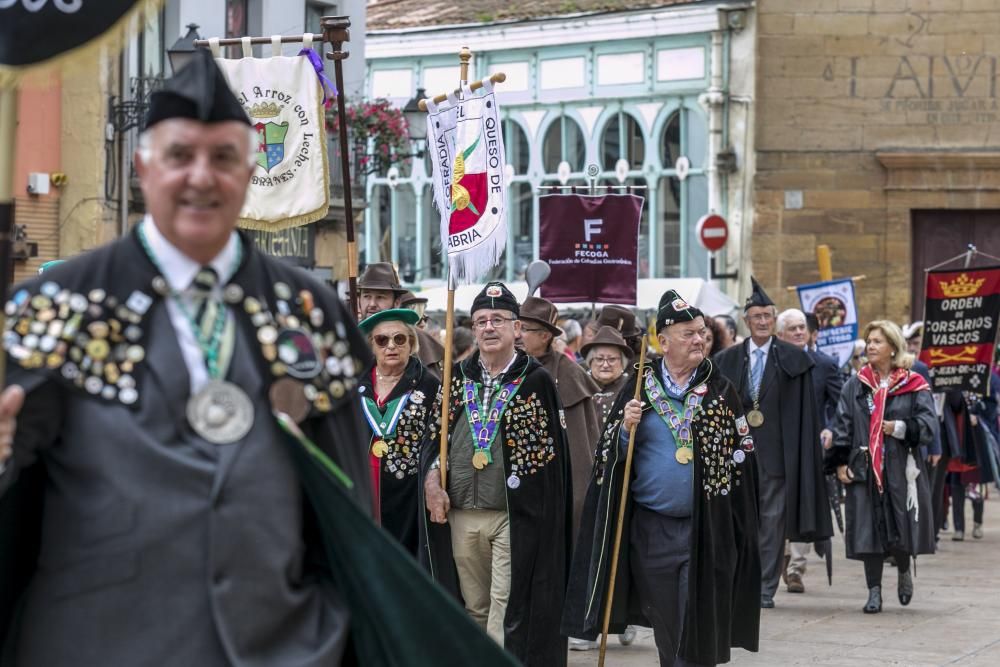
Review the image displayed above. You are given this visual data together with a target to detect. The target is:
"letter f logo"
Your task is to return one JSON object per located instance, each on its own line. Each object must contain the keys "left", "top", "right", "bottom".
{"left": 584, "top": 218, "right": 603, "bottom": 242}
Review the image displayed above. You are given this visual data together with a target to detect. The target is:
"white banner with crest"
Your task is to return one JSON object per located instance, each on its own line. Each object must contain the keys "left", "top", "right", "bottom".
{"left": 425, "top": 81, "right": 507, "bottom": 284}
{"left": 213, "top": 43, "right": 330, "bottom": 231}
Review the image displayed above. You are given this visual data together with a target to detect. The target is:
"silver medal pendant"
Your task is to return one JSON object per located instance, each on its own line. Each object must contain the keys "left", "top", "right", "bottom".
{"left": 187, "top": 379, "right": 255, "bottom": 444}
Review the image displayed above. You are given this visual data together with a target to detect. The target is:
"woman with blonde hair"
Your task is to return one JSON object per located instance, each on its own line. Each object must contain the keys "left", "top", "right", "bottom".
{"left": 826, "top": 320, "right": 938, "bottom": 613}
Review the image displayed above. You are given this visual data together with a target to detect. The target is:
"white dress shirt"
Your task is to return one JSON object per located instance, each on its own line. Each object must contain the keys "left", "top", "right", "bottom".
{"left": 141, "top": 216, "right": 240, "bottom": 393}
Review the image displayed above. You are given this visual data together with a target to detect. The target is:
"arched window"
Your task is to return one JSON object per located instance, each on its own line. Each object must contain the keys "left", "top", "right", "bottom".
{"left": 600, "top": 112, "right": 645, "bottom": 171}
{"left": 655, "top": 108, "right": 709, "bottom": 278}
{"left": 504, "top": 120, "right": 530, "bottom": 176}
{"left": 542, "top": 115, "right": 586, "bottom": 173}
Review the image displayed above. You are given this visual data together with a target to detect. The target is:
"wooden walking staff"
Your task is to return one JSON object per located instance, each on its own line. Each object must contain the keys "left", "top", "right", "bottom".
{"left": 0, "top": 86, "right": 18, "bottom": 385}
{"left": 598, "top": 334, "right": 648, "bottom": 667}
{"left": 321, "top": 16, "right": 361, "bottom": 321}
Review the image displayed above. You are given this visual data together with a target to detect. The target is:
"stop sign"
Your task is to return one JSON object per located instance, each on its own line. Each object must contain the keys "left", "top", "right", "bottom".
{"left": 696, "top": 213, "right": 729, "bottom": 252}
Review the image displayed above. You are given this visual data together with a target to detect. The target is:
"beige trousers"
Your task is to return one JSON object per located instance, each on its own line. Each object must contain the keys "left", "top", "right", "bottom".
{"left": 449, "top": 508, "right": 512, "bottom": 645}
{"left": 786, "top": 540, "right": 809, "bottom": 577}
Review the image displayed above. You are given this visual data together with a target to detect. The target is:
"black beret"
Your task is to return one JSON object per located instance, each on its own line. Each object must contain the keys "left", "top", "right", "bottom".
{"left": 656, "top": 289, "right": 703, "bottom": 332}
{"left": 471, "top": 282, "right": 519, "bottom": 317}
{"left": 145, "top": 48, "right": 250, "bottom": 129}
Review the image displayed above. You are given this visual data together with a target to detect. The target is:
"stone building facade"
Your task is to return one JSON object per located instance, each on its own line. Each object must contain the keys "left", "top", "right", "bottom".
{"left": 754, "top": 0, "right": 1000, "bottom": 324}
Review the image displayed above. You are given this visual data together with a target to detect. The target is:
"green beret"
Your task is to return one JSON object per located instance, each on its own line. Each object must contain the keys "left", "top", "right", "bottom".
{"left": 358, "top": 308, "right": 420, "bottom": 334}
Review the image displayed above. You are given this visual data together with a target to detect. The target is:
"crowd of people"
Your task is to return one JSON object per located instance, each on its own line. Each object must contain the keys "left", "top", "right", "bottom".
{"left": 1, "top": 50, "right": 998, "bottom": 667}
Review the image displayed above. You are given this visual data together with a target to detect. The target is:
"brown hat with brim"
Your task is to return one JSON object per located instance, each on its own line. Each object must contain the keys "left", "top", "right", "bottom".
{"left": 581, "top": 325, "right": 634, "bottom": 359}
{"left": 519, "top": 296, "right": 563, "bottom": 336}
{"left": 598, "top": 305, "right": 642, "bottom": 337}
{"left": 399, "top": 290, "right": 428, "bottom": 307}
{"left": 358, "top": 262, "right": 407, "bottom": 295}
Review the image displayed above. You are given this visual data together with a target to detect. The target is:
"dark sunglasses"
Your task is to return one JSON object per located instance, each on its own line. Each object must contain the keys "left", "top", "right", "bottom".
{"left": 373, "top": 333, "right": 409, "bottom": 348}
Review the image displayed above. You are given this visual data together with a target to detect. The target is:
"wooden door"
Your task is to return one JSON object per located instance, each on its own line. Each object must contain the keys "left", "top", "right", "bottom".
{"left": 911, "top": 209, "right": 1000, "bottom": 321}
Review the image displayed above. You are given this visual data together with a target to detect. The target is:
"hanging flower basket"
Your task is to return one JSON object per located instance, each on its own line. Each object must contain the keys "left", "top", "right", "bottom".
{"left": 326, "top": 98, "right": 410, "bottom": 175}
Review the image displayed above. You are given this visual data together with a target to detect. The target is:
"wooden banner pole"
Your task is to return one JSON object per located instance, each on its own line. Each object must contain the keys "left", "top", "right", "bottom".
{"left": 320, "top": 16, "right": 360, "bottom": 320}
{"left": 598, "top": 335, "right": 648, "bottom": 667}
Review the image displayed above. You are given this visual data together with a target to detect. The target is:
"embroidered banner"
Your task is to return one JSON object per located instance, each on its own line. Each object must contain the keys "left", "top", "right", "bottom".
{"left": 796, "top": 278, "right": 859, "bottom": 369}
{"left": 215, "top": 52, "right": 330, "bottom": 231}
{"left": 425, "top": 82, "right": 506, "bottom": 284}
{"left": 918, "top": 266, "right": 1000, "bottom": 393}
{"left": 538, "top": 194, "right": 643, "bottom": 305}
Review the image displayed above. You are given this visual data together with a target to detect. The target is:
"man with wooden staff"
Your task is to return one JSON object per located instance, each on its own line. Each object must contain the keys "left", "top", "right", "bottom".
{"left": 714, "top": 278, "right": 833, "bottom": 609}
{"left": 562, "top": 290, "right": 760, "bottom": 666}
{"left": 422, "top": 281, "right": 571, "bottom": 666}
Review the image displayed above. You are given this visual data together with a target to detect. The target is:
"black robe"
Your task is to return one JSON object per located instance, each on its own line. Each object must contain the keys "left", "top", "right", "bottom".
{"left": 826, "top": 374, "right": 938, "bottom": 559}
{"left": 420, "top": 351, "right": 572, "bottom": 667}
{"left": 359, "top": 356, "right": 440, "bottom": 556}
{"left": 0, "top": 228, "right": 517, "bottom": 667}
{"left": 714, "top": 337, "right": 833, "bottom": 542}
{"left": 561, "top": 358, "right": 761, "bottom": 665}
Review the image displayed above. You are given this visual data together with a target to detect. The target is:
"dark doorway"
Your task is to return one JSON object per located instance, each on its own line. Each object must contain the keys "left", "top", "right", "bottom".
{"left": 911, "top": 209, "right": 1000, "bottom": 321}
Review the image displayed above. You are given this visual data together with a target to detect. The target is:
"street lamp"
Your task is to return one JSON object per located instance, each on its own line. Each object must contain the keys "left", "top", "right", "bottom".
{"left": 168, "top": 24, "right": 202, "bottom": 74}
{"left": 402, "top": 88, "right": 427, "bottom": 159}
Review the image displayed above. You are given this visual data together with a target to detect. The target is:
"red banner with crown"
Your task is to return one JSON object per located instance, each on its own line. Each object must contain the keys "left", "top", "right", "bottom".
{"left": 918, "top": 266, "right": 1000, "bottom": 393}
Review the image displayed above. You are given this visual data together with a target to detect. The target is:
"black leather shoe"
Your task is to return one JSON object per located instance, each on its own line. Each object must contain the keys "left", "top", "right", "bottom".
{"left": 898, "top": 571, "right": 913, "bottom": 606}
{"left": 863, "top": 586, "right": 882, "bottom": 614}
{"left": 760, "top": 595, "right": 775, "bottom": 609}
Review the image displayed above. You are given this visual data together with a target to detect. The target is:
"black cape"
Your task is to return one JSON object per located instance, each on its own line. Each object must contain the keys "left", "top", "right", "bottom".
{"left": 420, "top": 350, "right": 572, "bottom": 667}
{"left": 714, "top": 338, "right": 833, "bottom": 542}
{"left": 359, "top": 356, "right": 440, "bottom": 555}
{"left": 561, "top": 358, "right": 761, "bottom": 665}
{"left": 0, "top": 229, "right": 516, "bottom": 667}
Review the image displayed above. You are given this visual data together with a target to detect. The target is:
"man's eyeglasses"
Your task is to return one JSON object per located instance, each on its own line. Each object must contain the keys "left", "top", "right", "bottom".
{"left": 473, "top": 316, "right": 516, "bottom": 330}
{"left": 747, "top": 313, "right": 775, "bottom": 323}
{"left": 373, "top": 333, "right": 409, "bottom": 348}
{"left": 592, "top": 356, "right": 622, "bottom": 366}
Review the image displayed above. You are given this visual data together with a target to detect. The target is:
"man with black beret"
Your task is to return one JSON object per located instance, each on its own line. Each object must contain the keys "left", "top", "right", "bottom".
{"left": 423, "top": 281, "right": 572, "bottom": 666}
{"left": 714, "top": 278, "right": 833, "bottom": 609}
{"left": 563, "top": 290, "right": 761, "bottom": 666}
{"left": 0, "top": 49, "right": 513, "bottom": 667}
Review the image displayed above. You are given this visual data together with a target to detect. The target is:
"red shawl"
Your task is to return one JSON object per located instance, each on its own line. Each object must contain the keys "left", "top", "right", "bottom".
{"left": 858, "top": 365, "right": 929, "bottom": 492}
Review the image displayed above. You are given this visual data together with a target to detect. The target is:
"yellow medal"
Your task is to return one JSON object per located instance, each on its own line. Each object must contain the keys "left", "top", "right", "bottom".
{"left": 675, "top": 447, "right": 693, "bottom": 465}
{"left": 472, "top": 450, "right": 490, "bottom": 470}
{"left": 371, "top": 439, "right": 389, "bottom": 458}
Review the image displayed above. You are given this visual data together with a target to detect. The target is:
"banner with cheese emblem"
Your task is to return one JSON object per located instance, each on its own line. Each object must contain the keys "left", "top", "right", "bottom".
{"left": 425, "top": 81, "right": 507, "bottom": 284}
{"left": 215, "top": 51, "right": 331, "bottom": 231}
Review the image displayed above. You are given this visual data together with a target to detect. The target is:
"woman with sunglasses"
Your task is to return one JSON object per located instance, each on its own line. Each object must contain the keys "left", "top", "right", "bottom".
{"left": 358, "top": 308, "right": 441, "bottom": 556}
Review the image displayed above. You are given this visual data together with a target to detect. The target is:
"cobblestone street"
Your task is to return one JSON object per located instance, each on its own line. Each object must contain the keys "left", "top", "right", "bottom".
{"left": 571, "top": 496, "right": 1000, "bottom": 667}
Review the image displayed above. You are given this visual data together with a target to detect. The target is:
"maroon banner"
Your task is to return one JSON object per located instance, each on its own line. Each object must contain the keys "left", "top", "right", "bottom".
{"left": 918, "top": 266, "right": 1000, "bottom": 393}
{"left": 538, "top": 194, "right": 643, "bottom": 304}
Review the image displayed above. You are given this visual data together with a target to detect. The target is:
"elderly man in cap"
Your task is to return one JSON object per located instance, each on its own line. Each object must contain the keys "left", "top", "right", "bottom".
{"left": 714, "top": 278, "right": 832, "bottom": 609}
{"left": 563, "top": 290, "right": 760, "bottom": 667}
{"left": 583, "top": 325, "right": 634, "bottom": 427}
{"left": 520, "top": 296, "right": 601, "bottom": 543}
{"left": 423, "top": 282, "right": 571, "bottom": 666}
{"left": 776, "top": 307, "right": 845, "bottom": 594}
{"left": 0, "top": 49, "right": 379, "bottom": 665}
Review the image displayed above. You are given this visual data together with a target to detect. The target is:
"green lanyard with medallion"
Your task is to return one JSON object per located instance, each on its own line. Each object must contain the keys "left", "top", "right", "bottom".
{"left": 362, "top": 392, "right": 410, "bottom": 458}
{"left": 643, "top": 369, "right": 706, "bottom": 464}
{"left": 137, "top": 224, "right": 253, "bottom": 444}
{"left": 462, "top": 366, "right": 526, "bottom": 471}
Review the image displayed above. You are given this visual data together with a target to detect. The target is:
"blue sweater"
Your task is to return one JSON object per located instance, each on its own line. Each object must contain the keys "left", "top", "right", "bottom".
{"left": 622, "top": 385, "right": 694, "bottom": 517}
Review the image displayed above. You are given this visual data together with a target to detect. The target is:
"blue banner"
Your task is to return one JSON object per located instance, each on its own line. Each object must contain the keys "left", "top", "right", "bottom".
{"left": 796, "top": 278, "right": 859, "bottom": 369}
